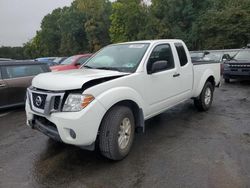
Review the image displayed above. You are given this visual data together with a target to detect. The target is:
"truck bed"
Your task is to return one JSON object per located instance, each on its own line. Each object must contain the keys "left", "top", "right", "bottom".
{"left": 192, "top": 60, "right": 221, "bottom": 97}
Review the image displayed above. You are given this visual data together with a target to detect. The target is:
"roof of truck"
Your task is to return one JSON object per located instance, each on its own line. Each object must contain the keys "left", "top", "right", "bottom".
{"left": 117, "top": 39, "right": 183, "bottom": 45}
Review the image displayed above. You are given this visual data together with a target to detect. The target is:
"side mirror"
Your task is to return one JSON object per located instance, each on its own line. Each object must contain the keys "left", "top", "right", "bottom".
{"left": 149, "top": 60, "right": 168, "bottom": 74}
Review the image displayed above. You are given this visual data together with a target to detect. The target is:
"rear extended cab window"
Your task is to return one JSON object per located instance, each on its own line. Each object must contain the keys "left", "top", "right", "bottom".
{"left": 175, "top": 43, "right": 188, "bottom": 66}
{"left": 2, "top": 64, "right": 45, "bottom": 79}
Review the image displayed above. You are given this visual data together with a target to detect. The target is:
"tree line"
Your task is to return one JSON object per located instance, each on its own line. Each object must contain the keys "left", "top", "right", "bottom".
{"left": 1, "top": 0, "right": 250, "bottom": 59}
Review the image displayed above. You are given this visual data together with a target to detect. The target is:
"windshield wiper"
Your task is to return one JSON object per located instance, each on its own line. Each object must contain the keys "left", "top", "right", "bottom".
{"left": 83, "top": 65, "right": 123, "bottom": 72}
{"left": 95, "top": 67, "right": 121, "bottom": 71}
{"left": 83, "top": 65, "right": 94, "bottom": 69}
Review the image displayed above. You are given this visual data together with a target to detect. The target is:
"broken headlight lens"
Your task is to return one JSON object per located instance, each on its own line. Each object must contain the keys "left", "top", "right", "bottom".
{"left": 62, "top": 94, "right": 95, "bottom": 112}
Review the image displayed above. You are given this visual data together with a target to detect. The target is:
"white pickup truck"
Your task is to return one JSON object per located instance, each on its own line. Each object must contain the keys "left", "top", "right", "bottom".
{"left": 26, "top": 39, "right": 220, "bottom": 160}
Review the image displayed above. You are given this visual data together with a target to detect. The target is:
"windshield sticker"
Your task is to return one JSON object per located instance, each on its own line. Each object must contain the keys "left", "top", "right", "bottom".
{"left": 129, "top": 44, "right": 145, "bottom": 48}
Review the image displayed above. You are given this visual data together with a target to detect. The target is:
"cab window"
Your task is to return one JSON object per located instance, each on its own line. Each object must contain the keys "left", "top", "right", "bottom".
{"left": 175, "top": 43, "right": 188, "bottom": 66}
{"left": 147, "top": 44, "right": 175, "bottom": 73}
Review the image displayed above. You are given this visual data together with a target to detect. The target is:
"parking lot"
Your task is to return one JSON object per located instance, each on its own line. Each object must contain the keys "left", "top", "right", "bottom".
{"left": 0, "top": 81, "right": 250, "bottom": 188}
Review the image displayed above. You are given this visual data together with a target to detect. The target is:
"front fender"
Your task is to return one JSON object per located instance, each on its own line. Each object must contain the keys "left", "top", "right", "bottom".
{"left": 96, "top": 87, "right": 146, "bottom": 115}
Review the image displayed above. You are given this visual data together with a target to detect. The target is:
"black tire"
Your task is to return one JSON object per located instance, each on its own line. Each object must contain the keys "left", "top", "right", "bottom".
{"left": 99, "top": 106, "right": 135, "bottom": 160}
{"left": 194, "top": 82, "right": 214, "bottom": 111}
{"left": 224, "top": 78, "right": 230, "bottom": 83}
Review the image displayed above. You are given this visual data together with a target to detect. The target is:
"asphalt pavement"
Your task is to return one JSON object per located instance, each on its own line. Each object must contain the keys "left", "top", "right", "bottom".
{"left": 0, "top": 81, "right": 250, "bottom": 188}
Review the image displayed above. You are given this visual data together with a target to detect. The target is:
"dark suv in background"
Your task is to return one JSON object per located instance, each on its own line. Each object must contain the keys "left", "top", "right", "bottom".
{"left": 223, "top": 49, "right": 250, "bottom": 83}
{"left": 0, "top": 61, "right": 50, "bottom": 109}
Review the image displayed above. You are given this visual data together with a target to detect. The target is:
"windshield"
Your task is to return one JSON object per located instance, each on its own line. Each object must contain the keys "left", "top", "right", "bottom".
{"left": 191, "top": 52, "right": 204, "bottom": 58}
{"left": 190, "top": 52, "right": 205, "bottom": 61}
{"left": 61, "top": 56, "right": 76, "bottom": 65}
{"left": 53, "top": 57, "right": 64, "bottom": 64}
{"left": 234, "top": 50, "right": 250, "bottom": 61}
{"left": 203, "top": 52, "right": 222, "bottom": 61}
{"left": 83, "top": 43, "right": 149, "bottom": 73}
{"left": 36, "top": 57, "right": 55, "bottom": 62}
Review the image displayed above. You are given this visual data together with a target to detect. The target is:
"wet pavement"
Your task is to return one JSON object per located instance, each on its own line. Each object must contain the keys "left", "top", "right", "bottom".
{"left": 0, "top": 81, "right": 250, "bottom": 188}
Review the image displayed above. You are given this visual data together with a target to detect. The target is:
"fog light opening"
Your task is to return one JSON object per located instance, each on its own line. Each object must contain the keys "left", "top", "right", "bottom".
{"left": 69, "top": 129, "right": 76, "bottom": 139}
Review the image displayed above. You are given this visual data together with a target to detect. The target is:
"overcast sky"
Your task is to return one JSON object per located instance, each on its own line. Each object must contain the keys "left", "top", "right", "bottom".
{"left": 0, "top": 0, "right": 73, "bottom": 47}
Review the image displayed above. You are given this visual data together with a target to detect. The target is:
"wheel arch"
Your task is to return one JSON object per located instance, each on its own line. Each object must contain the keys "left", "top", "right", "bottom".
{"left": 98, "top": 99, "right": 145, "bottom": 134}
{"left": 206, "top": 75, "right": 215, "bottom": 89}
{"left": 193, "top": 70, "right": 216, "bottom": 97}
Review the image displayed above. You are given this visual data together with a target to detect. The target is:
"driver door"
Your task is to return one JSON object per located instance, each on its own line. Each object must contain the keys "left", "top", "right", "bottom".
{"left": 143, "top": 43, "right": 182, "bottom": 115}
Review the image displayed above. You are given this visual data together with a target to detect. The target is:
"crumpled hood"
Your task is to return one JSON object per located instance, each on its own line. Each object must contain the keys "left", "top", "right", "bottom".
{"left": 32, "top": 69, "right": 129, "bottom": 91}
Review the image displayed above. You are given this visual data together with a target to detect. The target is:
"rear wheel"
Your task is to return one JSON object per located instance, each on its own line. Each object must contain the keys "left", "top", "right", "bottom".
{"left": 194, "top": 81, "right": 214, "bottom": 111}
{"left": 99, "top": 106, "right": 135, "bottom": 160}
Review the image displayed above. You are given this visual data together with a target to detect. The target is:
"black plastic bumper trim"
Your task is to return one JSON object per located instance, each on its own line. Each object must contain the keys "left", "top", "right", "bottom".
{"left": 34, "top": 119, "right": 62, "bottom": 142}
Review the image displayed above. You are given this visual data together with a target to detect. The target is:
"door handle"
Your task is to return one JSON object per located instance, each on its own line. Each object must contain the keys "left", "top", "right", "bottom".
{"left": 173, "top": 73, "right": 180, "bottom": 77}
{"left": 0, "top": 83, "right": 6, "bottom": 87}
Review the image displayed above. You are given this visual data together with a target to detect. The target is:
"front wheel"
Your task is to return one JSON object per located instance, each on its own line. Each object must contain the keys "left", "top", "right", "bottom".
{"left": 194, "top": 82, "right": 214, "bottom": 111}
{"left": 99, "top": 106, "right": 135, "bottom": 160}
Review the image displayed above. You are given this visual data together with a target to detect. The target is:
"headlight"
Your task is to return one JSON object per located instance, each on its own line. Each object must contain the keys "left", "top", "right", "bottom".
{"left": 62, "top": 94, "right": 95, "bottom": 112}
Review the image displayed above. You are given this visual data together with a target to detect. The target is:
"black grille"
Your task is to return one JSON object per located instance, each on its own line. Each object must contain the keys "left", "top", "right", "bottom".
{"left": 54, "top": 96, "right": 61, "bottom": 110}
{"left": 32, "top": 93, "right": 47, "bottom": 109}
{"left": 242, "top": 69, "right": 250, "bottom": 72}
{"left": 35, "top": 115, "right": 57, "bottom": 130}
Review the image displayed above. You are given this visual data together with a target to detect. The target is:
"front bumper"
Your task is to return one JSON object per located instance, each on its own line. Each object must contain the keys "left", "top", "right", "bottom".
{"left": 26, "top": 98, "right": 107, "bottom": 147}
{"left": 223, "top": 68, "right": 250, "bottom": 79}
{"left": 28, "top": 116, "right": 62, "bottom": 142}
